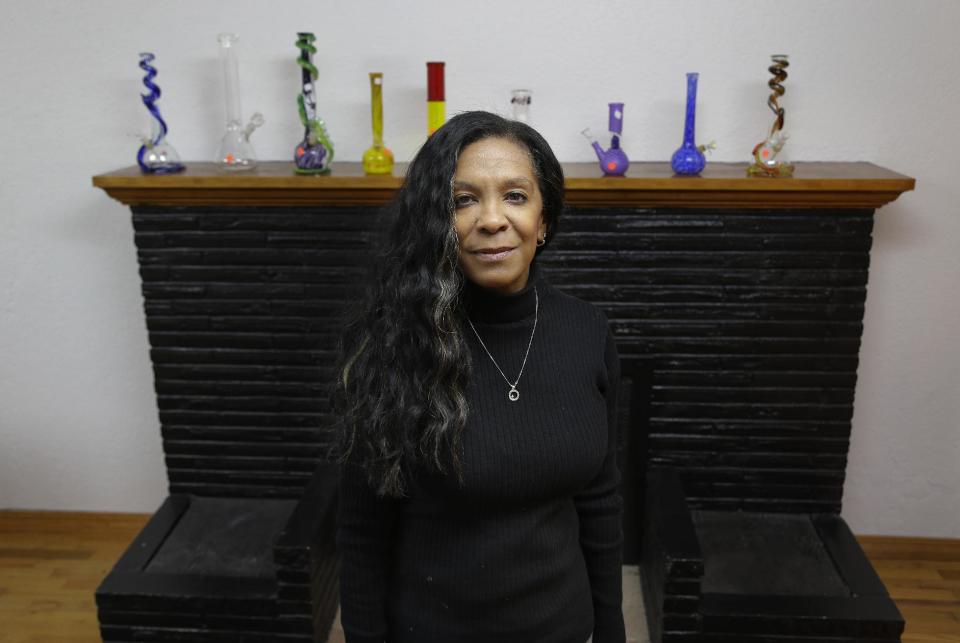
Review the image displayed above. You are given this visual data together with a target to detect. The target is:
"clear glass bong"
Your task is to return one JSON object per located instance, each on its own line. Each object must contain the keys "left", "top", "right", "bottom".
{"left": 216, "top": 33, "right": 264, "bottom": 171}
{"left": 511, "top": 89, "right": 532, "bottom": 124}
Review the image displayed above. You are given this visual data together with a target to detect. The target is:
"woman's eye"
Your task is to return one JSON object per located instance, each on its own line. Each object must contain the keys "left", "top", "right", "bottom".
{"left": 454, "top": 194, "right": 475, "bottom": 207}
{"left": 505, "top": 191, "right": 527, "bottom": 203}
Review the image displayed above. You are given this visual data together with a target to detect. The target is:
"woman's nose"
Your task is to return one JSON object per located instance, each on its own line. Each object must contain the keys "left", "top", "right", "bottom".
{"left": 476, "top": 198, "right": 509, "bottom": 232}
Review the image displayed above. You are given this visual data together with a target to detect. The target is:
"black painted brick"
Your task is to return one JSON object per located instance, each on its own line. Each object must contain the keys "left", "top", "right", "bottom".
{"left": 129, "top": 205, "right": 873, "bottom": 516}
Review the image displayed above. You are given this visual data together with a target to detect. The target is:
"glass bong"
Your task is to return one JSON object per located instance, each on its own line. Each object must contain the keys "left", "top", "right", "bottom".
{"left": 215, "top": 33, "right": 263, "bottom": 171}
{"left": 294, "top": 32, "right": 334, "bottom": 175}
{"left": 582, "top": 103, "right": 629, "bottom": 176}
{"left": 511, "top": 89, "right": 532, "bottom": 124}
{"left": 362, "top": 73, "right": 394, "bottom": 175}
{"left": 748, "top": 55, "right": 795, "bottom": 178}
{"left": 136, "top": 52, "right": 185, "bottom": 174}
{"left": 426, "top": 61, "right": 446, "bottom": 137}
{"left": 670, "top": 72, "right": 716, "bottom": 176}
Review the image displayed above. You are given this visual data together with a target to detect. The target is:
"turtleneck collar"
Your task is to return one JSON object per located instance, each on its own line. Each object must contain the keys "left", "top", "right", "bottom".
{"left": 462, "top": 259, "right": 541, "bottom": 324}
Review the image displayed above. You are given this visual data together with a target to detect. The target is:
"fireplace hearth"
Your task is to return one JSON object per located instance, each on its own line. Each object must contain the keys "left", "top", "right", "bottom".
{"left": 93, "top": 161, "right": 914, "bottom": 642}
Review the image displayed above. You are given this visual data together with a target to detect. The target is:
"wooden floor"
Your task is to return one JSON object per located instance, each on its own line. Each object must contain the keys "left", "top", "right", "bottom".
{"left": 0, "top": 510, "right": 957, "bottom": 642}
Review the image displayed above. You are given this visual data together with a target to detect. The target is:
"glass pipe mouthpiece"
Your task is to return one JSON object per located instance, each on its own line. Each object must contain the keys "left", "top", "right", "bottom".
{"left": 582, "top": 128, "right": 606, "bottom": 166}
{"left": 217, "top": 33, "right": 242, "bottom": 125}
{"left": 244, "top": 112, "right": 265, "bottom": 139}
{"left": 608, "top": 103, "right": 624, "bottom": 136}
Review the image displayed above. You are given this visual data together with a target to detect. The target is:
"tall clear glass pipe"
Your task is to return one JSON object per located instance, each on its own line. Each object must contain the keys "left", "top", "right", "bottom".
{"left": 363, "top": 72, "right": 394, "bottom": 174}
{"left": 216, "top": 33, "right": 263, "bottom": 171}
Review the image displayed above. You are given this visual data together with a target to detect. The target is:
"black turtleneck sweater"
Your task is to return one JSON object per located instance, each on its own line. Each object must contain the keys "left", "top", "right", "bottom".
{"left": 336, "top": 260, "right": 625, "bottom": 643}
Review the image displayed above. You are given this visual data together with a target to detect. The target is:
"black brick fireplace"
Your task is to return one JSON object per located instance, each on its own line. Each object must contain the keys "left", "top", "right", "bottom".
{"left": 93, "top": 160, "right": 914, "bottom": 642}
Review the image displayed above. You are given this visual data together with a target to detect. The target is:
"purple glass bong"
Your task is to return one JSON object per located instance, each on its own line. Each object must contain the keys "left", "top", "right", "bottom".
{"left": 582, "top": 102, "right": 629, "bottom": 176}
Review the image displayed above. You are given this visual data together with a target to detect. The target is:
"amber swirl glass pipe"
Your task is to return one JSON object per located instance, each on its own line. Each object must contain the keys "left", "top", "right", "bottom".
{"left": 748, "top": 54, "right": 795, "bottom": 178}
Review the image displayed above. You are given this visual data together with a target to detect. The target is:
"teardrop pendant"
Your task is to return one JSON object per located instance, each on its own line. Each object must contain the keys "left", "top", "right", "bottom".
{"left": 508, "top": 387, "right": 519, "bottom": 402}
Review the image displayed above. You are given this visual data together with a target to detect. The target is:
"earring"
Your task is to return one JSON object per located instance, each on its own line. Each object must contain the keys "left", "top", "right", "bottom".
{"left": 536, "top": 233, "right": 546, "bottom": 247}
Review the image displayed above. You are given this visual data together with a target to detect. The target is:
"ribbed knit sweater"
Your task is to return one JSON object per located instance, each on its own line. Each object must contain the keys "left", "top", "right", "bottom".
{"left": 336, "top": 259, "right": 625, "bottom": 643}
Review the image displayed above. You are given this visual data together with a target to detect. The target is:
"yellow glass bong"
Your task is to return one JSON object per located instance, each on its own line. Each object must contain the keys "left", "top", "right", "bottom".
{"left": 363, "top": 72, "right": 394, "bottom": 175}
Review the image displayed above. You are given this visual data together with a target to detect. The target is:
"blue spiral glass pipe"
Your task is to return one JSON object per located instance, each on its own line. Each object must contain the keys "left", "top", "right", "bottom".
{"left": 137, "top": 53, "right": 185, "bottom": 174}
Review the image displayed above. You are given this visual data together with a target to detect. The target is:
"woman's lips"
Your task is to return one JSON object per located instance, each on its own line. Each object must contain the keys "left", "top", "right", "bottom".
{"left": 472, "top": 247, "right": 515, "bottom": 262}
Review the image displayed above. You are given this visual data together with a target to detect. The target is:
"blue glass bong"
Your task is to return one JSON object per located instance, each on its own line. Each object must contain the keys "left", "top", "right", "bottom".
{"left": 582, "top": 103, "right": 630, "bottom": 176}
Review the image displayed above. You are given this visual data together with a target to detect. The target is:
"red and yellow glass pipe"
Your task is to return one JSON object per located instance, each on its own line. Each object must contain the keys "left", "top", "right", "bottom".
{"left": 426, "top": 61, "right": 445, "bottom": 136}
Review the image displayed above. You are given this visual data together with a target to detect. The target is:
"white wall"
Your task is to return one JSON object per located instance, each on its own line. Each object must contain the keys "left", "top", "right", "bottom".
{"left": 1, "top": 1, "right": 957, "bottom": 538}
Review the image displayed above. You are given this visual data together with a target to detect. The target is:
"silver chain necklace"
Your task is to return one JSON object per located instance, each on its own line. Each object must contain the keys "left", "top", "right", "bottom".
{"left": 465, "top": 287, "right": 538, "bottom": 402}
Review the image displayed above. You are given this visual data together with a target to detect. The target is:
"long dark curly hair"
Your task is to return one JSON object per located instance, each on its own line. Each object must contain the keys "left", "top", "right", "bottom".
{"left": 325, "top": 111, "right": 565, "bottom": 498}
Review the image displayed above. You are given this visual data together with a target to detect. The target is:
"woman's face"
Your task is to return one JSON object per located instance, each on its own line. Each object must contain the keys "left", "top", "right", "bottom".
{"left": 453, "top": 136, "right": 547, "bottom": 295}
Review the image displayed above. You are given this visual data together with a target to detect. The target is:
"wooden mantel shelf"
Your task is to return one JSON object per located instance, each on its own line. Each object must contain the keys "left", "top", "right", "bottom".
{"left": 93, "top": 161, "right": 915, "bottom": 209}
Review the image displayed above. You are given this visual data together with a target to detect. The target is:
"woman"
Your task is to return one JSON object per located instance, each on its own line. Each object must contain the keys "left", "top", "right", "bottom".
{"left": 328, "top": 111, "right": 624, "bottom": 643}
